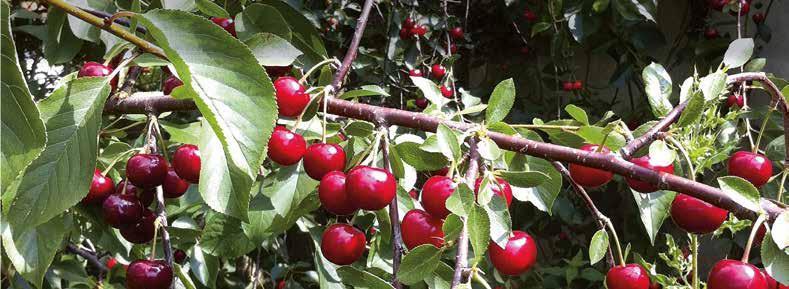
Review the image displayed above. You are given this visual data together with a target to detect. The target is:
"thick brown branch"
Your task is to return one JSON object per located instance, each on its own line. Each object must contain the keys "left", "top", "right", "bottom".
{"left": 451, "top": 138, "right": 479, "bottom": 289}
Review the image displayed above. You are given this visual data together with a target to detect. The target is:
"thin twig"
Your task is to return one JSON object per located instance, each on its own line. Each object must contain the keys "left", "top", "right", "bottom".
{"left": 66, "top": 244, "right": 109, "bottom": 273}
{"left": 331, "top": 0, "right": 375, "bottom": 90}
{"left": 451, "top": 138, "right": 479, "bottom": 288}
{"left": 380, "top": 127, "right": 403, "bottom": 289}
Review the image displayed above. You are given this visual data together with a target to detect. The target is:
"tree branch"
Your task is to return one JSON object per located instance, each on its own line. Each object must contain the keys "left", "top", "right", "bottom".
{"left": 619, "top": 100, "right": 690, "bottom": 159}
{"left": 451, "top": 137, "right": 479, "bottom": 289}
{"left": 66, "top": 244, "right": 108, "bottom": 273}
{"left": 81, "top": 7, "right": 148, "bottom": 34}
{"left": 380, "top": 126, "right": 403, "bottom": 289}
{"left": 331, "top": 0, "right": 375, "bottom": 90}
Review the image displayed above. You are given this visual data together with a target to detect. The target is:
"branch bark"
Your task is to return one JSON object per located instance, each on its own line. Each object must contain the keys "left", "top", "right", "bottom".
{"left": 331, "top": 0, "right": 375, "bottom": 90}
{"left": 380, "top": 127, "right": 403, "bottom": 289}
{"left": 451, "top": 138, "right": 480, "bottom": 289}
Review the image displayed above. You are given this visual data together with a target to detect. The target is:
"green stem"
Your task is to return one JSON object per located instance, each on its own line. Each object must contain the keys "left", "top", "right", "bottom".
{"left": 691, "top": 234, "right": 699, "bottom": 289}
{"left": 753, "top": 106, "right": 775, "bottom": 154}
{"left": 601, "top": 215, "right": 626, "bottom": 266}
{"left": 777, "top": 169, "right": 787, "bottom": 201}
{"left": 742, "top": 214, "right": 767, "bottom": 262}
{"left": 666, "top": 136, "right": 695, "bottom": 179}
{"left": 299, "top": 58, "right": 341, "bottom": 84}
{"left": 102, "top": 121, "right": 145, "bottom": 134}
{"left": 509, "top": 124, "right": 581, "bottom": 130}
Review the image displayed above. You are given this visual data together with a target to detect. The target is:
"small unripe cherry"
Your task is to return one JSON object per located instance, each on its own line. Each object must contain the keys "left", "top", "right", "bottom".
{"left": 126, "top": 154, "right": 169, "bottom": 189}
{"left": 102, "top": 193, "right": 143, "bottom": 228}
{"left": 83, "top": 169, "right": 115, "bottom": 205}
{"left": 401, "top": 209, "right": 445, "bottom": 249}
{"left": 728, "top": 151, "right": 773, "bottom": 188}
{"left": 440, "top": 85, "right": 453, "bottom": 98}
{"left": 568, "top": 144, "right": 614, "bottom": 188}
{"left": 625, "top": 155, "right": 675, "bottom": 193}
{"left": 409, "top": 68, "right": 423, "bottom": 77}
{"left": 346, "top": 166, "right": 397, "bottom": 210}
{"left": 163, "top": 169, "right": 190, "bottom": 198}
{"left": 606, "top": 264, "right": 651, "bottom": 289}
{"left": 488, "top": 231, "right": 538, "bottom": 275}
{"left": 210, "top": 17, "right": 236, "bottom": 37}
{"left": 449, "top": 27, "right": 463, "bottom": 39}
{"left": 162, "top": 76, "right": 183, "bottom": 95}
{"left": 321, "top": 224, "right": 366, "bottom": 265}
{"left": 126, "top": 259, "right": 173, "bottom": 289}
{"left": 670, "top": 194, "right": 728, "bottom": 234}
{"left": 431, "top": 64, "right": 446, "bottom": 79}
{"left": 120, "top": 209, "right": 156, "bottom": 244}
{"left": 474, "top": 177, "right": 513, "bottom": 207}
{"left": 274, "top": 77, "right": 310, "bottom": 117}
{"left": 267, "top": 126, "right": 307, "bottom": 166}
{"left": 172, "top": 144, "right": 200, "bottom": 183}
{"left": 303, "top": 143, "right": 346, "bottom": 180}
{"left": 420, "top": 176, "right": 457, "bottom": 219}
{"left": 319, "top": 171, "right": 357, "bottom": 215}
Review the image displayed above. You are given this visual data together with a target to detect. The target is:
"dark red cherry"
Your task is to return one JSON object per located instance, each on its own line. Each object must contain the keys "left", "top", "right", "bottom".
{"left": 403, "top": 17, "right": 415, "bottom": 29}
{"left": 449, "top": 27, "right": 463, "bottom": 39}
{"left": 562, "top": 81, "right": 574, "bottom": 91}
{"left": 448, "top": 43, "right": 458, "bottom": 54}
{"left": 752, "top": 12, "right": 765, "bottom": 23}
{"left": 319, "top": 171, "right": 357, "bottom": 215}
{"left": 320, "top": 224, "right": 366, "bottom": 265}
{"left": 172, "top": 144, "right": 200, "bottom": 183}
{"left": 120, "top": 209, "right": 156, "bottom": 244}
{"left": 162, "top": 76, "right": 183, "bottom": 95}
{"left": 126, "top": 154, "right": 169, "bottom": 189}
{"left": 728, "top": 151, "right": 773, "bottom": 188}
{"left": 267, "top": 126, "right": 307, "bottom": 166}
{"left": 116, "top": 180, "right": 154, "bottom": 207}
{"left": 727, "top": 94, "right": 745, "bottom": 108}
{"left": 523, "top": 9, "right": 537, "bottom": 22}
{"left": 83, "top": 169, "right": 115, "bottom": 204}
{"left": 488, "top": 231, "right": 538, "bottom": 275}
{"left": 265, "top": 65, "right": 292, "bottom": 78}
{"left": 625, "top": 155, "right": 675, "bottom": 193}
{"left": 671, "top": 194, "right": 728, "bottom": 234}
{"left": 431, "top": 64, "right": 446, "bottom": 79}
{"left": 415, "top": 98, "right": 428, "bottom": 109}
{"left": 420, "top": 176, "right": 457, "bottom": 219}
{"left": 210, "top": 17, "right": 236, "bottom": 37}
{"left": 707, "top": 259, "right": 767, "bottom": 289}
{"left": 474, "top": 177, "right": 513, "bottom": 207}
{"left": 411, "top": 25, "right": 428, "bottom": 37}
{"left": 174, "top": 249, "right": 187, "bottom": 264}
{"left": 606, "top": 264, "right": 651, "bottom": 289}
{"left": 277, "top": 280, "right": 286, "bottom": 289}
{"left": 78, "top": 61, "right": 117, "bottom": 90}
{"left": 568, "top": 144, "right": 614, "bottom": 188}
{"left": 401, "top": 209, "right": 445, "bottom": 250}
{"left": 754, "top": 225, "right": 766, "bottom": 247}
{"left": 572, "top": 80, "right": 583, "bottom": 91}
{"left": 440, "top": 85, "right": 453, "bottom": 98}
{"left": 126, "top": 259, "right": 173, "bottom": 289}
{"left": 303, "top": 143, "right": 346, "bottom": 180}
{"left": 102, "top": 193, "right": 143, "bottom": 228}
{"left": 705, "top": 27, "right": 720, "bottom": 39}
{"left": 346, "top": 166, "right": 397, "bottom": 210}
{"left": 432, "top": 167, "right": 449, "bottom": 176}
{"left": 273, "top": 77, "right": 310, "bottom": 117}
{"left": 399, "top": 27, "right": 412, "bottom": 40}
{"left": 163, "top": 169, "right": 189, "bottom": 198}
{"left": 409, "top": 68, "right": 423, "bottom": 77}
{"left": 520, "top": 46, "right": 531, "bottom": 55}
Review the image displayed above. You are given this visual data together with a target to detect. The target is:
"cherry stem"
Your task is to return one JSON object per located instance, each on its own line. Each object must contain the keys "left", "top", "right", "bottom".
{"left": 298, "top": 58, "right": 341, "bottom": 84}
{"left": 752, "top": 105, "right": 776, "bottom": 154}
{"left": 100, "top": 149, "right": 136, "bottom": 176}
{"left": 601, "top": 215, "right": 626, "bottom": 266}
{"left": 321, "top": 86, "right": 333, "bottom": 144}
{"left": 690, "top": 234, "right": 699, "bottom": 289}
{"left": 666, "top": 135, "right": 695, "bottom": 179}
{"left": 777, "top": 169, "right": 787, "bottom": 201}
{"left": 596, "top": 132, "right": 611, "bottom": 153}
{"left": 741, "top": 214, "right": 767, "bottom": 262}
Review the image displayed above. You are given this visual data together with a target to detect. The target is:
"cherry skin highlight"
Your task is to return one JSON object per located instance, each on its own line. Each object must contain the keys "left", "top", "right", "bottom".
{"left": 83, "top": 169, "right": 115, "bottom": 205}
{"left": 728, "top": 151, "right": 773, "bottom": 188}
{"left": 474, "top": 177, "right": 513, "bottom": 207}
{"left": 415, "top": 98, "right": 428, "bottom": 109}
{"left": 126, "top": 259, "right": 173, "bottom": 289}
{"left": 488, "top": 231, "right": 538, "bottom": 275}
{"left": 303, "top": 143, "right": 346, "bottom": 180}
{"left": 440, "top": 85, "right": 453, "bottom": 98}
{"left": 273, "top": 76, "right": 310, "bottom": 117}
{"left": 625, "top": 155, "right": 675, "bottom": 193}
{"left": 120, "top": 209, "right": 156, "bottom": 244}
{"left": 420, "top": 175, "right": 457, "bottom": 219}
{"left": 606, "top": 264, "right": 651, "bottom": 289}
{"left": 319, "top": 171, "right": 357, "bottom": 215}
{"left": 449, "top": 27, "right": 463, "bottom": 39}
{"left": 346, "top": 166, "right": 397, "bottom": 210}
{"left": 126, "top": 154, "right": 169, "bottom": 189}
{"left": 172, "top": 144, "right": 201, "bottom": 183}
{"left": 102, "top": 193, "right": 143, "bottom": 228}
{"left": 670, "top": 194, "right": 728, "bottom": 234}
{"left": 320, "top": 224, "right": 366, "bottom": 265}
{"left": 409, "top": 68, "right": 423, "bottom": 77}
{"left": 707, "top": 259, "right": 767, "bottom": 289}
{"left": 401, "top": 209, "right": 445, "bottom": 249}
{"left": 568, "top": 144, "right": 614, "bottom": 188}
{"left": 267, "top": 126, "right": 307, "bottom": 166}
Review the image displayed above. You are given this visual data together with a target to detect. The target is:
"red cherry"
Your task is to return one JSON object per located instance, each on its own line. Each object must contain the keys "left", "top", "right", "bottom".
{"left": 572, "top": 80, "right": 583, "bottom": 91}
{"left": 174, "top": 249, "right": 187, "bottom": 264}
{"left": 126, "top": 259, "right": 173, "bottom": 289}
{"left": 126, "top": 154, "right": 169, "bottom": 189}
{"left": 116, "top": 180, "right": 154, "bottom": 207}
{"left": 763, "top": 269, "right": 778, "bottom": 289}
{"left": 727, "top": 94, "right": 745, "bottom": 108}
{"left": 408, "top": 189, "right": 419, "bottom": 199}
{"left": 411, "top": 25, "right": 428, "bottom": 37}
{"left": 162, "top": 76, "right": 183, "bottom": 95}
{"left": 707, "top": 259, "right": 767, "bottom": 289}
{"left": 568, "top": 144, "right": 614, "bottom": 188}
{"left": 120, "top": 209, "right": 156, "bottom": 244}
{"left": 210, "top": 17, "right": 236, "bottom": 37}
{"left": 403, "top": 17, "right": 415, "bottom": 29}
{"left": 163, "top": 169, "right": 189, "bottom": 198}
{"left": 448, "top": 43, "right": 458, "bottom": 54}
{"left": 432, "top": 167, "right": 449, "bottom": 176}
{"left": 319, "top": 171, "right": 357, "bottom": 215}
{"left": 409, "top": 69, "right": 423, "bottom": 77}
{"left": 449, "top": 27, "right": 464, "bottom": 39}
{"left": 606, "top": 264, "right": 651, "bottom": 289}
{"left": 78, "top": 61, "right": 117, "bottom": 90}
{"left": 562, "top": 81, "right": 574, "bottom": 91}
{"left": 320, "top": 224, "right": 366, "bottom": 265}
{"left": 267, "top": 126, "right": 307, "bottom": 166}
{"left": 488, "top": 231, "right": 538, "bottom": 275}
{"left": 102, "top": 193, "right": 143, "bottom": 228}
{"left": 277, "top": 280, "right": 287, "bottom": 289}
{"left": 420, "top": 176, "right": 457, "bottom": 219}
{"left": 431, "top": 64, "right": 446, "bottom": 79}
{"left": 752, "top": 12, "right": 765, "bottom": 23}
{"left": 520, "top": 46, "right": 530, "bottom": 55}
{"left": 705, "top": 27, "right": 720, "bottom": 39}
{"left": 401, "top": 209, "right": 445, "bottom": 249}
{"left": 730, "top": 0, "right": 750, "bottom": 16}
{"left": 670, "top": 194, "right": 728, "bottom": 234}
{"left": 625, "top": 155, "right": 675, "bottom": 193}
{"left": 399, "top": 27, "right": 412, "bottom": 40}
{"left": 106, "top": 257, "right": 119, "bottom": 269}
{"left": 265, "top": 65, "right": 292, "bottom": 78}
{"left": 346, "top": 166, "right": 397, "bottom": 210}
{"left": 754, "top": 225, "right": 766, "bottom": 247}
{"left": 415, "top": 98, "right": 428, "bottom": 109}
{"left": 274, "top": 77, "right": 310, "bottom": 117}
{"left": 303, "top": 143, "right": 346, "bottom": 180}
{"left": 83, "top": 169, "right": 115, "bottom": 204}
{"left": 327, "top": 17, "right": 338, "bottom": 27}
{"left": 172, "top": 144, "right": 200, "bottom": 183}
{"left": 440, "top": 85, "right": 453, "bottom": 98}
{"left": 523, "top": 9, "right": 537, "bottom": 22}
{"left": 474, "top": 177, "right": 513, "bottom": 207}
{"left": 728, "top": 151, "right": 773, "bottom": 188}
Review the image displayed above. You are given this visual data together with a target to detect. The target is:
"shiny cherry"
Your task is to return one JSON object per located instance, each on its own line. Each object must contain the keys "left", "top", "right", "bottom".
{"left": 126, "top": 259, "right": 173, "bottom": 289}
{"left": 488, "top": 231, "right": 538, "bottom": 275}
{"left": 303, "top": 143, "right": 346, "bottom": 180}
{"left": 420, "top": 176, "right": 457, "bottom": 219}
{"left": 116, "top": 180, "right": 154, "bottom": 207}
{"left": 174, "top": 249, "right": 187, "bottom": 264}
{"left": 162, "top": 76, "right": 183, "bottom": 95}
{"left": 728, "top": 151, "right": 773, "bottom": 188}
{"left": 102, "top": 193, "right": 143, "bottom": 228}
{"left": 126, "top": 154, "right": 169, "bottom": 189}
{"left": 346, "top": 166, "right": 396, "bottom": 210}
{"left": 411, "top": 25, "right": 428, "bottom": 37}
{"left": 78, "top": 61, "right": 117, "bottom": 90}
{"left": 403, "top": 17, "right": 415, "bottom": 29}
{"left": 320, "top": 223, "right": 366, "bottom": 265}
{"left": 106, "top": 257, "right": 119, "bottom": 269}
{"left": 568, "top": 144, "right": 614, "bottom": 188}
{"left": 415, "top": 98, "right": 428, "bottom": 109}
{"left": 273, "top": 76, "right": 310, "bottom": 117}
{"left": 83, "top": 169, "right": 115, "bottom": 204}
{"left": 727, "top": 94, "right": 745, "bottom": 108}
{"left": 707, "top": 259, "right": 767, "bottom": 289}
{"left": 409, "top": 68, "right": 423, "bottom": 77}
{"left": 120, "top": 209, "right": 156, "bottom": 244}
{"left": 210, "top": 17, "right": 236, "bottom": 37}
{"left": 319, "top": 171, "right": 357, "bottom": 215}
{"left": 474, "top": 177, "right": 513, "bottom": 207}
{"left": 523, "top": 9, "right": 537, "bottom": 22}
{"left": 172, "top": 144, "right": 200, "bottom": 183}
{"left": 401, "top": 209, "right": 445, "bottom": 250}
{"left": 440, "top": 85, "right": 453, "bottom": 98}
{"left": 449, "top": 27, "right": 463, "bottom": 39}
{"left": 267, "top": 126, "right": 307, "bottom": 166}
{"left": 163, "top": 169, "right": 189, "bottom": 198}
{"left": 625, "top": 155, "right": 675, "bottom": 193}
{"left": 572, "top": 80, "right": 583, "bottom": 90}
{"left": 705, "top": 27, "right": 720, "bottom": 39}
{"left": 431, "top": 64, "right": 446, "bottom": 79}
{"left": 671, "top": 194, "right": 728, "bottom": 234}
{"left": 606, "top": 264, "right": 651, "bottom": 289}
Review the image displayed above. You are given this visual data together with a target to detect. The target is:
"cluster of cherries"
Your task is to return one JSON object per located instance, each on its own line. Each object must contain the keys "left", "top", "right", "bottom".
{"left": 561, "top": 80, "right": 584, "bottom": 92}
{"left": 704, "top": 0, "right": 766, "bottom": 40}
{"left": 409, "top": 63, "right": 454, "bottom": 109}
{"left": 398, "top": 17, "right": 429, "bottom": 41}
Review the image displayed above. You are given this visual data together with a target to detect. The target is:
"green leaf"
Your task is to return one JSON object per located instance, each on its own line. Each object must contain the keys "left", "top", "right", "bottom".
{"left": 442, "top": 214, "right": 463, "bottom": 242}
{"left": 411, "top": 76, "right": 448, "bottom": 107}
{"left": 564, "top": 104, "right": 589, "bottom": 125}
{"left": 717, "top": 176, "right": 761, "bottom": 212}
{"left": 642, "top": 62, "right": 673, "bottom": 117}
{"left": 468, "top": 204, "right": 491, "bottom": 266}
{"left": 744, "top": 58, "right": 766, "bottom": 72}
{"left": 253, "top": 1, "right": 328, "bottom": 66}
{"left": 1, "top": 214, "right": 72, "bottom": 288}
{"left": 65, "top": 0, "right": 114, "bottom": 42}
{"left": 1, "top": 1, "right": 46, "bottom": 197}
{"left": 159, "top": 121, "right": 201, "bottom": 145}
{"left": 723, "top": 38, "right": 754, "bottom": 69}
{"left": 486, "top": 78, "right": 516, "bottom": 123}
{"left": 701, "top": 72, "right": 727, "bottom": 101}
{"left": 345, "top": 120, "right": 376, "bottom": 137}
{"left": 530, "top": 22, "right": 551, "bottom": 37}
{"left": 676, "top": 91, "right": 704, "bottom": 127}
{"left": 339, "top": 85, "right": 390, "bottom": 99}
{"left": 436, "top": 124, "right": 462, "bottom": 161}
{"left": 236, "top": 4, "right": 291, "bottom": 42}
{"left": 446, "top": 184, "right": 476, "bottom": 218}
{"left": 244, "top": 32, "right": 302, "bottom": 67}
{"left": 336, "top": 266, "right": 395, "bottom": 289}
{"left": 593, "top": 0, "right": 610, "bottom": 12}
{"left": 648, "top": 140, "right": 676, "bottom": 167}
{"left": 575, "top": 126, "right": 626, "bottom": 151}
{"left": 483, "top": 197, "right": 512, "bottom": 249}
{"left": 44, "top": 7, "right": 83, "bottom": 64}
{"left": 198, "top": 120, "right": 252, "bottom": 220}
{"left": 136, "top": 10, "right": 278, "bottom": 220}
{"left": 476, "top": 137, "right": 502, "bottom": 161}
{"left": 200, "top": 212, "right": 256, "bottom": 258}
{"left": 772, "top": 211, "right": 789, "bottom": 250}
{"left": 397, "top": 245, "right": 443, "bottom": 285}
{"left": 678, "top": 76, "right": 694, "bottom": 103}
{"left": 761, "top": 232, "right": 789, "bottom": 285}
{"left": 589, "top": 229, "right": 609, "bottom": 265}
{"left": 161, "top": 0, "right": 195, "bottom": 11}
{"left": 498, "top": 171, "right": 547, "bottom": 188}
{"left": 188, "top": 242, "right": 219, "bottom": 288}
{"left": 5, "top": 77, "right": 109, "bottom": 229}
{"left": 395, "top": 142, "right": 448, "bottom": 171}
{"left": 510, "top": 156, "right": 562, "bottom": 214}
{"left": 631, "top": 190, "right": 676, "bottom": 244}
{"left": 195, "top": 0, "right": 229, "bottom": 18}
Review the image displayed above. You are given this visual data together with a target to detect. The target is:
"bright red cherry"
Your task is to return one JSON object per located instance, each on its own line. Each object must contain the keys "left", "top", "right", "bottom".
{"left": 752, "top": 12, "right": 765, "bottom": 23}
{"left": 409, "top": 68, "right": 423, "bottom": 77}
{"left": 763, "top": 269, "right": 777, "bottom": 289}
{"left": 83, "top": 169, "right": 115, "bottom": 204}
{"left": 116, "top": 180, "right": 154, "bottom": 207}
{"left": 210, "top": 17, "right": 236, "bottom": 37}
{"left": 174, "top": 249, "right": 187, "bottom": 264}
{"left": 172, "top": 144, "right": 200, "bottom": 183}
{"left": 572, "top": 80, "right": 583, "bottom": 90}
{"left": 728, "top": 151, "right": 773, "bottom": 188}
{"left": 415, "top": 98, "right": 428, "bottom": 109}
{"left": 162, "top": 169, "right": 189, "bottom": 198}
{"left": 420, "top": 176, "right": 457, "bottom": 219}
{"left": 265, "top": 65, "right": 292, "bottom": 78}
{"left": 568, "top": 144, "right": 614, "bottom": 188}
{"left": 408, "top": 189, "right": 419, "bottom": 199}
{"left": 162, "top": 76, "right": 183, "bottom": 95}
{"left": 106, "top": 257, "right": 119, "bottom": 269}
{"left": 440, "top": 85, "right": 453, "bottom": 98}
{"left": 346, "top": 166, "right": 396, "bottom": 210}
{"left": 411, "top": 25, "right": 428, "bottom": 37}
{"left": 403, "top": 17, "right": 415, "bottom": 29}
{"left": 671, "top": 194, "right": 728, "bottom": 234}
{"left": 126, "top": 259, "right": 173, "bottom": 289}
{"left": 78, "top": 61, "right": 117, "bottom": 90}
{"left": 303, "top": 143, "right": 346, "bottom": 180}
{"left": 126, "top": 154, "right": 169, "bottom": 189}
{"left": 449, "top": 27, "right": 463, "bottom": 39}
{"left": 102, "top": 193, "right": 143, "bottom": 228}
{"left": 120, "top": 209, "right": 156, "bottom": 244}
{"left": 705, "top": 27, "right": 720, "bottom": 39}
{"left": 431, "top": 64, "right": 446, "bottom": 79}
{"left": 488, "top": 231, "right": 538, "bottom": 275}
{"left": 319, "top": 171, "right": 357, "bottom": 215}
{"left": 562, "top": 81, "right": 574, "bottom": 91}
{"left": 625, "top": 155, "right": 675, "bottom": 193}
{"left": 273, "top": 76, "right": 310, "bottom": 117}
{"left": 707, "top": 259, "right": 767, "bottom": 289}
{"left": 399, "top": 27, "right": 412, "bottom": 40}
{"left": 727, "top": 94, "right": 745, "bottom": 108}
{"left": 523, "top": 9, "right": 537, "bottom": 22}
{"left": 402, "top": 209, "right": 445, "bottom": 249}
{"left": 267, "top": 126, "right": 307, "bottom": 166}
{"left": 320, "top": 224, "right": 366, "bottom": 265}
{"left": 474, "top": 177, "right": 513, "bottom": 207}
{"left": 606, "top": 264, "right": 651, "bottom": 289}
